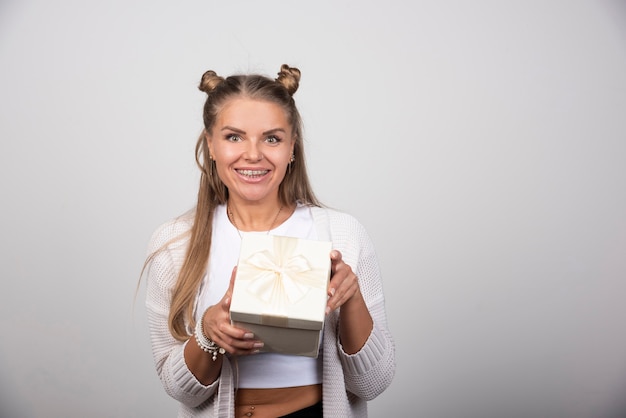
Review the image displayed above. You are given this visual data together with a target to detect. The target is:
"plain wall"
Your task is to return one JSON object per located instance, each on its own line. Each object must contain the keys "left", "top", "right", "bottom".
{"left": 1, "top": 1, "right": 626, "bottom": 417}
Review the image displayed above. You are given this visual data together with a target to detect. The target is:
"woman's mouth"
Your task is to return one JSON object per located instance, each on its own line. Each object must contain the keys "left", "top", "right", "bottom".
{"left": 236, "top": 169, "right": 269, "bottom": 178}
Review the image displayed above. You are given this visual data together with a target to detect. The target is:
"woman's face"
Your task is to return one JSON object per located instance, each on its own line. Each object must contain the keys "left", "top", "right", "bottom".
{"left": 207, "top": 98, "right": 295, "bottom": 205}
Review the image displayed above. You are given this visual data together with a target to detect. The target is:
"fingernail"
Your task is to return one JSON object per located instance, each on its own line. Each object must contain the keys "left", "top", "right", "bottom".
{"left": 253, "top": 342, "right": 264, "bottom": 348}
{"left": 244, "top": 333, "right": 254, "bottom": 339}
{"left": 329, "top": 288, "right": 335, "bottom": 296}
{"left": 325, "top": 306, "right": 331, "bottom": 315}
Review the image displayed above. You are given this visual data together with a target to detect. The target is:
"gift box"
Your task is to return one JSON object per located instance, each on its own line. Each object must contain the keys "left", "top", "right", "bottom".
{"left": 230, "top": 234, "right": 332, "bottom": 358}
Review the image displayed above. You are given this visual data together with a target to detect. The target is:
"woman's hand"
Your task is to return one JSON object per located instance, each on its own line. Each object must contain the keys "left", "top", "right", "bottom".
{"left": 326, "top": 250, "right": 373, "bottom": 354}
{"left": 326, "top": 250, "right": 363, "bottom": 314}
{"left": 202, "top": 266, "right": 264, "bottom": 356}
{"left": 185, "top": 267, "right": 263, "bottom": 385}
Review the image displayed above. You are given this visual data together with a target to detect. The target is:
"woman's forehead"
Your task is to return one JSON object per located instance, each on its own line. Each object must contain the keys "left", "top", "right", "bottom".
{"left": 215, "top": 98, "right": 290, "bottom": 131}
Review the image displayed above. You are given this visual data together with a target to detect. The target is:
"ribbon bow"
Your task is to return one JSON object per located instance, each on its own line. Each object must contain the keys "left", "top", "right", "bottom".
{"left": 239, "top": 237, "right": 325, "bottom": 309}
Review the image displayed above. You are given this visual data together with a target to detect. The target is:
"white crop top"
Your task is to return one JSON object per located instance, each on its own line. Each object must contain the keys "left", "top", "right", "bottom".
{"left": 196, "top": 203, "right": 323, "bottom": 388}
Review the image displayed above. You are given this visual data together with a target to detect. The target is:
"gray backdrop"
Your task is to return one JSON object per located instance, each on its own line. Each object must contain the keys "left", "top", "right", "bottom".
{"left": 1, "top": 1, "right": 626, "bottom": 417}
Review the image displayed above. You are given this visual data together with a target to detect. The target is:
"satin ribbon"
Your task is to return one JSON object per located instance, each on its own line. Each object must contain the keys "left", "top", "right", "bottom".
{"left": 239, "top": 237, "right": 326, "bottom": 310}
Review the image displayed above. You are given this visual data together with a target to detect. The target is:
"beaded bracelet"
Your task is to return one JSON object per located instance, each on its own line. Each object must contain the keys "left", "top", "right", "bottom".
{"left": 194, "top": 314, "right": 226, "bottom": 361}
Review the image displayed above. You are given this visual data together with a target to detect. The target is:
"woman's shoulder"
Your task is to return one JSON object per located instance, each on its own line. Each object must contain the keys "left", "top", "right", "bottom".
{"left": 309, "top": 205, "right": 368, "bottom": 234}
{"left": 147, "top": 210, "right": 194, "bottom": 254}
{"left": 309, "top": 205, "right": 361, "bottom": 222}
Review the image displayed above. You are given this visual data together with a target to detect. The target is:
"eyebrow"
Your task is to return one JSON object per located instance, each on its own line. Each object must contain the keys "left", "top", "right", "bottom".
{"left": 221, "top": 126, "right": 287, "bottom": 135}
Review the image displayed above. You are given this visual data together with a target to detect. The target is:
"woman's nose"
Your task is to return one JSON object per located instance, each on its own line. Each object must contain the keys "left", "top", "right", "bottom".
{"left": 244, "top": 140, "right": 263, "bottom": 161}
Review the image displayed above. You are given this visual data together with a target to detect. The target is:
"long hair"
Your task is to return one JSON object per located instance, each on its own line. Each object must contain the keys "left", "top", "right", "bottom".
{"left": 163, "top": 64, "right": 320, "bottom": 341}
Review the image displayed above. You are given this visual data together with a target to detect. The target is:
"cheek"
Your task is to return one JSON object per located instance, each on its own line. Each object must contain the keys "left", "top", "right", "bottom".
{"left": 279, "top": 147, "right": 294, "bottom": 162}
{"left": 213, "top": 146, "right": 238, "bottom": 163}
{"left": 275, "top": 155, "right": 291, "bottom": 170}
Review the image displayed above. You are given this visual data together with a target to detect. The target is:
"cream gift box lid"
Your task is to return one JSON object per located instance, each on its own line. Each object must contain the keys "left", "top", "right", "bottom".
{"left": 230, "top": 234, "right": 332, "bottom": 330}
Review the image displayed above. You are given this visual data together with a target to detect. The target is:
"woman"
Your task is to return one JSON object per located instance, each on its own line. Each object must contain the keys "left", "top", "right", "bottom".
{"left": 144, "top": 64, "right": 395, "bottom": 417}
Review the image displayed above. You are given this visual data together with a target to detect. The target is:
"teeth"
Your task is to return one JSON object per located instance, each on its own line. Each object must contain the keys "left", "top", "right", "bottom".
{"left": 238, "top": 169, "right": 268, "bottom": 176}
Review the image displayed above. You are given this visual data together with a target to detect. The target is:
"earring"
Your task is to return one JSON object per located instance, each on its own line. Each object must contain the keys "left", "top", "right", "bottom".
{"left": 288, "top": 154, "right": 295, "bottom": 174}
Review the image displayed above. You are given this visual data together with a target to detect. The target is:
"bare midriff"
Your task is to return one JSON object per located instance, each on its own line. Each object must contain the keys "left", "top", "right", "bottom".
{"left": 235, "top": 384, "right": 322, "bottom": 418}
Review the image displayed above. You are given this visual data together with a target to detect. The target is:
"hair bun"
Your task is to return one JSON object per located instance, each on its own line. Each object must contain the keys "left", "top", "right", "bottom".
{"left": 275, "top": 64, "right": 301, "bottom": 96}
{"left": 198, "top": 70, "right": 225, "bottom": 94}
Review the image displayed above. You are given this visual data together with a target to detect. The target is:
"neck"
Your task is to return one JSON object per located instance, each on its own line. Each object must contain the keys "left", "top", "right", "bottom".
{"left": 227, "top": 200, "right": 286, "bottom": 232}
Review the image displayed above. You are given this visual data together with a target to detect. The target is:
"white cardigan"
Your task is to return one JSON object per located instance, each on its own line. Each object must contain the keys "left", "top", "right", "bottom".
{"left": 145, "top": 206, "right": 396, "bottom": 417}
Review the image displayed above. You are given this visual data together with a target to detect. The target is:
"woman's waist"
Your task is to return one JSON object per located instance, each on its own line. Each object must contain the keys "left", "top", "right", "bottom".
{"left": 235, "top": 384, "right": 322, "bottom": 417}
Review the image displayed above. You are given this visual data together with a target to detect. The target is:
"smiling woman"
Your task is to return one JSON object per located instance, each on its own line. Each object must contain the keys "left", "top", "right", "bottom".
{"left": 142, "top": 64, "right": 395, "bottom": 417}
{"left": 208, "top": 98, "right": 295, "bottom": 210}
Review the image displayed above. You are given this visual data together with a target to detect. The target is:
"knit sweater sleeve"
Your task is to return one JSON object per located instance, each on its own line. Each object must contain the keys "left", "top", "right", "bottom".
{"left": 144, "top": 217, "right": 219, "bottom": 408}
{"left": 325, "top": 209, "right": 396, "bottom": 400}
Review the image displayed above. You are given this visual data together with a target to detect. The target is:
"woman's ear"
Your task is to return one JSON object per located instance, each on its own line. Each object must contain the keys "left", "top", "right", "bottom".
{"left": 290, "top": 138, "right": 296, "bottom": 157}
{"left": 205, "top": 129, "right": 214, "bottom": 158}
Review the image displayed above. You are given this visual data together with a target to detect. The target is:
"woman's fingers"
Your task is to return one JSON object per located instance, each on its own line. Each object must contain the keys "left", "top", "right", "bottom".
{"left": 211, "top": 322, "right": 264, "bottom": 355}
{"left": 222, "top": 266, "right": 238, "bottom": 308}
{"left": 204, "top": 266, "right": 264, "bottom": 355}
{"left": 327, "top": 250, "right": 360, "bottom": 313}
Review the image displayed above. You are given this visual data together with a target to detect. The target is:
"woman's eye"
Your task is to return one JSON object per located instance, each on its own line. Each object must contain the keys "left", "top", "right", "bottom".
{"left": 266, "top": 135, "right": 281, "bottom": 144}
{"left": 226, "top": 134, "right": 242, "bottom": 142}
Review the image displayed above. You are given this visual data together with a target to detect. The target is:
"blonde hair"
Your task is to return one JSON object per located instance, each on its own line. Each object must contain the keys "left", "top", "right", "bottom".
{"left": 162, "top": 64, "right": 320, "bottom": 341}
